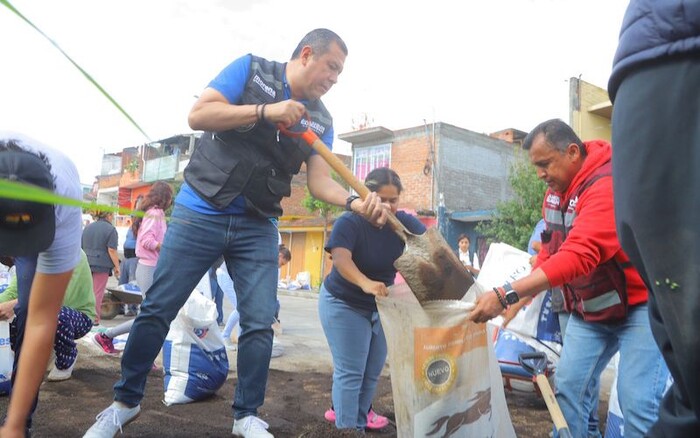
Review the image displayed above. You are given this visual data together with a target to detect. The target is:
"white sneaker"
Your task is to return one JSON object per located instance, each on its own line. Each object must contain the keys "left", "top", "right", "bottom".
{"left": 46, "top": 351, "right": 57, "bottom": 372}
{"left": 271, "top": 337, "right": 284, "bottom": 358}
{"left": 83, "top": 402, "right": 141, "bottom": 438}
{"left": 47, "top": 361, "right": 75, "bottom": 381}
{"left": 232, "top": 415, "right": 273, "bottom": 437}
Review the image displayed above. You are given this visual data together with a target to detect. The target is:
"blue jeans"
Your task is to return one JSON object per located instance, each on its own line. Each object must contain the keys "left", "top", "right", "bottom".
{"left": 114, "top": 204, "right": 279, "bottom": 419}
{"left": 558, "top": 312, "right": 600, "bottom": 435}
{"left": 318, "top": 285, "right": 387, "bottom": 430}
{"left": 554, "top": 305, "right": 669, "bottom": 438}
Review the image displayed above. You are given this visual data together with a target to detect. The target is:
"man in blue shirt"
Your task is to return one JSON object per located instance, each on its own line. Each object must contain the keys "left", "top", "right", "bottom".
{"left": 85, "top": 29, "right": 387, "bottom": 438}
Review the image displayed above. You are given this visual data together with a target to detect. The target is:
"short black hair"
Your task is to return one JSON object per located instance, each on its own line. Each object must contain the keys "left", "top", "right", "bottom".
{"left": 457, "top": 233, "right": 470, "bottom": 243}
{"left": 291, "top": 28, "right": 347, "bottom": 60}
{"left": 522, "top": 119, "right": 587, "bottom": 157}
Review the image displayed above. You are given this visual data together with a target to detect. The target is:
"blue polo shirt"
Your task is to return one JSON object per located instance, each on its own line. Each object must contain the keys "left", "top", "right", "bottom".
{"left": 177, "top": 54, "right": 334, "bottom": 215}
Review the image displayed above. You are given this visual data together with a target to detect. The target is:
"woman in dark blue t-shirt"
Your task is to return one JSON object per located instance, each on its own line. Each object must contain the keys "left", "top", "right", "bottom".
{"left": 319, "top": 167, "right": 426, "bottom": 431}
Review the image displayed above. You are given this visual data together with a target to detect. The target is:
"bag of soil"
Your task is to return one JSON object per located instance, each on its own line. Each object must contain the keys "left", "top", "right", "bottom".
{"left": 376, "top": 282, "right": 516, "bottom": 437}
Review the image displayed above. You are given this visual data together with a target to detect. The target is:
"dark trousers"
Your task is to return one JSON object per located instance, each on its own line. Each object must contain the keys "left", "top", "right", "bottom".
{"left": 11, "top": 255, "right": 39, "bottom": 429}
{"left": 613, "top": 55, "right": 700, "bottom": 436}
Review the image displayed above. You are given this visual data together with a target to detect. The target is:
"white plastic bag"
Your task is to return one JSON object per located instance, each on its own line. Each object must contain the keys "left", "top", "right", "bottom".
{"left": 377, "top": 282, "right": 516, "bottom": 438}
{"left": 477, "top": 242, "right": 561, "bottom": 345}
{"left": 162, "top": 285, "right": 229, "bottom": 406}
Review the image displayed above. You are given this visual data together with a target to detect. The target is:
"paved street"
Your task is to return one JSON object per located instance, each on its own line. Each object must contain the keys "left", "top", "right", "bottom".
{"left": 85, "top": 287, "right": 337, "bottom": 375}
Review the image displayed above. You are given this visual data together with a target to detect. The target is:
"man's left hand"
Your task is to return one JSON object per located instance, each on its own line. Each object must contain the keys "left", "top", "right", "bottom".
{"left": 352, "top": 192, "right": 388, "bottom": 228}
{"left": 469, "top": 290, "right": 505, "bottom": 324}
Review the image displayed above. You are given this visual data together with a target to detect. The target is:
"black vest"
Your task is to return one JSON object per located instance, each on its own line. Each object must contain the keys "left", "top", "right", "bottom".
{"left": 184, "top": 55, "right": 333, "bottom": 217}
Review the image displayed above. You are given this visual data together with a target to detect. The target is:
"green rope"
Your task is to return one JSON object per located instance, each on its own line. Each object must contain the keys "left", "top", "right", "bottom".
{"left": 0, "top": 179, "right": 144, "bottom": 218}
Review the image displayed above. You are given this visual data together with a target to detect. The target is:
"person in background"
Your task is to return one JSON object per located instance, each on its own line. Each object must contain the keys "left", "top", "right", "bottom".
{"left": 82, "top": 210, "right": 120, "bottom": 325}
{"left": 122, "top": 220, "right": 137, "bottom": 260}
{"left": 0, "top": 250, "right": 95, "bottom": 381}
{"left": 270, "top": 244, "right": 292, "bottom": 358}
{"left": 609, "top": 2, "right": 700, "bottom": 435}
{"left": 456, "top": 234, "right": 480, "bottom": 277}
{"left": 208, "top": 256, "right": 226, "bottom": 327}
{"left": 217, "top": 260, "right": 240, "bottom": 351}
{"left": 274, "top": 244, "right": 291, "bottom": 323}
{"left": 92, "top": 181, "right": 172, "bottom": 355}
{"left": 320, "top": 167, "right": 425, "bottom": 432}
{"left": 469, "top": 119, "right": 669, "bottom": 437}
{"left": 527, "top": 218, "right": 546, "bottom": 257}
{"left": 119, "top": 218, "right": 139, "bottom": 316}
{"left": 0, "top": 133, "right": 83, "bottom": 437}
{"left": 84, "top": 28, "right": 387, "bottom": 438}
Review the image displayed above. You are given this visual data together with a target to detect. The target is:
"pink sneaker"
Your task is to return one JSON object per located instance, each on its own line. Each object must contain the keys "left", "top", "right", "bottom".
{"left": 323, "top": 408, "right": 389, "bottom": 430}
{"left": 367, "top": 409, "right": 389, "bottom": 430}
{"left": 92, "top": 333, "right": 117, "bottom": 354}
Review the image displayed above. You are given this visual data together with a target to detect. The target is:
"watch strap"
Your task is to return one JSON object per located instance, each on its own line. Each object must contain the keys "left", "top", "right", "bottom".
{"left": 345, "top": 195, "right": 360, "bottom": 212}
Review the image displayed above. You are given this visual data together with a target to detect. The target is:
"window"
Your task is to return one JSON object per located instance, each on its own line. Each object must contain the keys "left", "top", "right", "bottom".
{"left": 353, "top": 144, "right": 391, "bottom": 183}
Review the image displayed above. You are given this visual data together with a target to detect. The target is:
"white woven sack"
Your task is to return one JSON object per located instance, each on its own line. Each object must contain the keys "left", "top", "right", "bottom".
{"left": 377, "top": 282, "right": 516, "bottom": 438}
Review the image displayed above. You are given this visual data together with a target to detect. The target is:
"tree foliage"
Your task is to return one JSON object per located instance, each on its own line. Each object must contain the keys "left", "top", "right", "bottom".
{"left": 301, "top": 189, "right": 344, "bottom": 219}
{"left": 476, "top": 149, "right": 547, "bottom": 251}
{"left": 301, "top": 170, "right": 347, "bottom": 220}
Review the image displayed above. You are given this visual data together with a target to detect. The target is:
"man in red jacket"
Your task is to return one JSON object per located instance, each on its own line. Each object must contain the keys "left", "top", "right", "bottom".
{"left": 470, "top": 119, "right": 669, "bottom": 438}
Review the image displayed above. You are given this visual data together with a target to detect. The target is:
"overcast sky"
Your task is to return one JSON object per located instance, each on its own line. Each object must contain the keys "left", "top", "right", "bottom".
{"left": 1, "top": 0, "right": 629, "bottom": 185}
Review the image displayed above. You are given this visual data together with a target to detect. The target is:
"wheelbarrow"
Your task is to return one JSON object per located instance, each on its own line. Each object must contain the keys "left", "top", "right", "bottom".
{"left": 101, "top": 285, "right": 143, "bottom": 320}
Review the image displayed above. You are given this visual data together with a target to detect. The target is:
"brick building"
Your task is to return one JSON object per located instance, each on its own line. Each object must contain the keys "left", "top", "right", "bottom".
{"left": 95, "top": 122, "right": 524, "bottom": 288}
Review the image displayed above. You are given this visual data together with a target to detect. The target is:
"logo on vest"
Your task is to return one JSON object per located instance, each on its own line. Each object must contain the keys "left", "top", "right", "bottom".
{"left": 253, "top": 74, "right": 276, "bottom": 98}
{"left": 569, "top": 196, "right": 579, "bottom": 209}
{"left": 546, "top": 193, "right": 560, "bottom": 207}
{"left": 300, "top": 117, "right": 326, "bottom": 135}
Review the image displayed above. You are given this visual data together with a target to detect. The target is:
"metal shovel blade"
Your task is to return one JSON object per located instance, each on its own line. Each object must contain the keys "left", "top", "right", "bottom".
{"left": 297, "top": 130, "right": 473, "bottom": 303}
{"left": 394, "top": 226, "right": 474, "bottom": 303}
{"left": 519, "top": 352, "right": 573, "bottom": 438}
{"left": 519, "top": 351, "right": 548, "bottom": 376}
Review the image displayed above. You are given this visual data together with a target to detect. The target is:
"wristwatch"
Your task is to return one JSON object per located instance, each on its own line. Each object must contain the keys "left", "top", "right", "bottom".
{"left": 345, "top": 195, "right": 360, "bottom": 212}
{"left": 503, "top": 282, "right": 520, "bottom": 305}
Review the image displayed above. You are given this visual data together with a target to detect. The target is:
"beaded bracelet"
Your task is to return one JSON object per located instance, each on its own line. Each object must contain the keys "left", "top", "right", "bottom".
{"left": 493, "top": 287, "right": 508, "bottom": 309}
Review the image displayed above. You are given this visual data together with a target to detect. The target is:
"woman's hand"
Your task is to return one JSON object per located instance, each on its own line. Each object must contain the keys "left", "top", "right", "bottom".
{"left": 359, "top": 279, "right": 389, "bottom": 297}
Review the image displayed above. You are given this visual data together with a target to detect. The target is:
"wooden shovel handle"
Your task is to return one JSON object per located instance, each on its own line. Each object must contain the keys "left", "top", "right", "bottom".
{"left": 296, "top": 129, "right": 409, "bottom": 238}
{"left": 535, "top": 374, "right": 573, "bottom": 438}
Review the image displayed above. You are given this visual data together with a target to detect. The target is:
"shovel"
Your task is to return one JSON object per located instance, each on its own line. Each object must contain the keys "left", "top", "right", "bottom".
{"left": 519, "top": 352, "right": 572, "bottom": 438}
{"left": 278, "top": 119, "right": 473, "bottom": 303}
